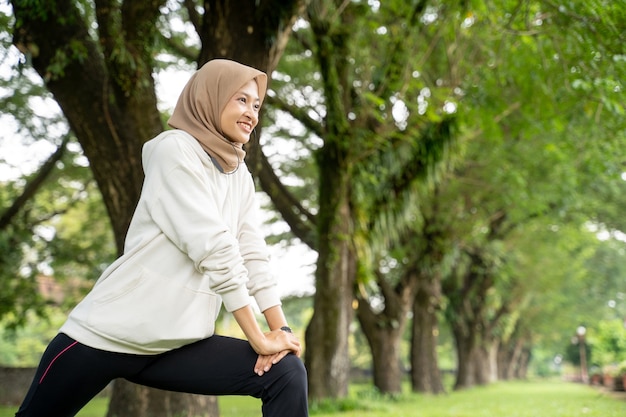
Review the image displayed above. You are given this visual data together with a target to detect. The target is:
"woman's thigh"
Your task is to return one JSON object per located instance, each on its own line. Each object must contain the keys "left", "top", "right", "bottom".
{"left": 131, "top": 335, "right": 309, "bottom": 416}
{"left": 16, "top": 334, "right": 152, "bottom": 417}
{"left": 128, "top": 335, "right": 265, "bottom": 396}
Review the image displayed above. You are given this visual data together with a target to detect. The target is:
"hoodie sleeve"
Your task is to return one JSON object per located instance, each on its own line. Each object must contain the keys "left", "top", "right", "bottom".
{"left": 142, "top": 133, "right": 251, "bottom": 312}
{"left": 237, "top": 175, "right": 282, "bottom": 312}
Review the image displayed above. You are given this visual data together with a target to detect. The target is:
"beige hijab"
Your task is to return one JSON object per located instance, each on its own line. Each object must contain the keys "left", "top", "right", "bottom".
{"left": 168, "top": 59, "right": 268, "bottom": 173}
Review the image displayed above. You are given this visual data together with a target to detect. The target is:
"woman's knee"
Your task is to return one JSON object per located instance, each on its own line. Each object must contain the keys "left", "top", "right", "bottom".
{"left": 262, "top": 355, "right": 308, "bottom": 416}
{"left": 278, "top": 354, "right": 308, "bottom": 391}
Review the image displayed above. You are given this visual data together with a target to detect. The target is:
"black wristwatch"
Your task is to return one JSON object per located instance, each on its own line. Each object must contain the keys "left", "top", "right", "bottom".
{"left": 280, "top": 326, "right": 292, "bottom": 333}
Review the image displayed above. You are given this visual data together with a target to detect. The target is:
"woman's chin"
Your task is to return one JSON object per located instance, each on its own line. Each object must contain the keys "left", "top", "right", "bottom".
{"left": 226, "top": 135, "right": 250, "bottom": 145}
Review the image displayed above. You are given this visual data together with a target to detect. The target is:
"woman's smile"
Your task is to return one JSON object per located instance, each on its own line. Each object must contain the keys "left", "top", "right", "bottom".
{"left": 221, "top": 79, "right": 261, "bottom": 144}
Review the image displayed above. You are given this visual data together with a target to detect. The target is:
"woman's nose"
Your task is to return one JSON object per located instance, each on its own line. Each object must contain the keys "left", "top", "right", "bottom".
{"left": 246, "top": 109, "right": 258, "bottom": 126}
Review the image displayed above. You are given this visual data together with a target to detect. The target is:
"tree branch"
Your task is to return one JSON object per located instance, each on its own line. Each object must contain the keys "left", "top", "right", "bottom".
{"left": 184, "top": 0, "right": 203, "bottom": 35}
{"left": 160, "top": 33, "right": 199, "bottom": 63}
{"left": 264, "top": 94, "right": 325, "bottom": 139}
{"left": 0, "top": 136, "right": 70, "bottom": 230}
{"left": 248, "top": 139, "right": 317, "bottom": 249}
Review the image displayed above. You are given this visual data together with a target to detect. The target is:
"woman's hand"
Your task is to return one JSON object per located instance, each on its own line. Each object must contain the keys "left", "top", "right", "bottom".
{"left": 232, "top": 305, "right": 302, "bottom": 375}
{"left": 260, "top": 328, "right": 301, "bottom": 355}
{"left": 254, "top": 350, "right": 289, "bottom": 376}
{"left": 253, "top": 329, "right": 301, "bottom": 376}
{"left": 248, "top": 327, "right": 300, "bottom": 356}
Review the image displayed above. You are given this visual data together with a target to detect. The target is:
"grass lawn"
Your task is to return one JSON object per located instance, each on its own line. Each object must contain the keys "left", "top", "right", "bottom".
{"left": 1, "top": 380, "right": 624, "bottom": 417}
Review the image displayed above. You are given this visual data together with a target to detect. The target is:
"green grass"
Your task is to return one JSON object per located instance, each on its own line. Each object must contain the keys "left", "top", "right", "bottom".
{"left": 1, "top": 381, "right": 624, "bottom": 417}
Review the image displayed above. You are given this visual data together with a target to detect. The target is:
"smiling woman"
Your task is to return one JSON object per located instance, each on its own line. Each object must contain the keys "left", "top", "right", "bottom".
{"left": 220, "top": 80, "right": 261, "bottom": 144}
{"left": 13, "top": 59, "right": 309, "bottom": 417}
{"left": 168, "top": 60, "right": 267, "bottom": 174}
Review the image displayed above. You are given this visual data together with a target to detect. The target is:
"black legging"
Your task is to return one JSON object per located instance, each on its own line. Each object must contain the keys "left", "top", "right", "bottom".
{"left": 16, "top": 333, "right": 308, "bottom": 417}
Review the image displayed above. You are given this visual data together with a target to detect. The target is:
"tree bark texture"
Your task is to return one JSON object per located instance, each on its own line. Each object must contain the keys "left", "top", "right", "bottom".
{"left": 516, "top": 347, "right": 531, "bottom": 379}
{"left": 444, "top": 250, "right": 498, "bottom": 390}
{"left": 497, "top": 337, "right": 523, "bottom": 380}
{"left": 356, "top": 269, "right": 417, "bottom": 394}
{"left": 11, "top": 0, "right": 304, "bottom": 415}
{"left": 474, "top": 339, "right": 497, "bottom": 385}
{"left": 449, "top": 319, "right": 477, "bottom": 390}
{"left": 356, "top": 301, "right": 406, "bottom": 394}
{"left": 497, "top": 332, "right": 531, "bottom": 381}
{"left": 410, "top": 276, "right": 445, "bottom": 394}
{"left": 198, "top": 0, "right": 306, "bottom": 72}
{"left": 304, "top": 194, "right": 355, "bottom": 399}
{"left": 106, "top": 379, "right": 218, "bottom": 417}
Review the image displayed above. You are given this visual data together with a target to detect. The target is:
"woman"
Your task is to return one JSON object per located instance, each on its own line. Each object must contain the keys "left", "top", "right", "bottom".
{"left": 16, "top": 59, "right": 308, "bottom": 417}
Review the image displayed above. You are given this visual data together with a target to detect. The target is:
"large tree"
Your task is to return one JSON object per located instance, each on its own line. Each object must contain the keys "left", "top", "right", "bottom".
{"left": 265, "top": 0, "right": 456, "bottom": 397}
{"left": 8, "top": 0, "right": 305, "bottom": 415}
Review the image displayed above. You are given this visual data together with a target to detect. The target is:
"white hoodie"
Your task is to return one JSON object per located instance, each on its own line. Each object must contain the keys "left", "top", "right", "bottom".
{"left": 60, "top": 130, "right": 281, "bottom": 354}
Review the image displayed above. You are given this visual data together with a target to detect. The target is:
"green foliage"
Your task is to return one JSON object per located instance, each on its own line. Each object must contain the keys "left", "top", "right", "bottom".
{"left": 430, "top": 0, "right": 626, "bottom": 368}
{"left": 0, "top": 133, "right": 116, "bottom": 323}
{"left": 0, "top": 225, "right": 45, "bottom": 329}
{"left": 0, "top": 141, "right": 115, "bottom": 324}
{"left": 11, "top": 0, "right": 58, "bottom": 22}
{"left": 266, "top": 0, "right": 626, "bottom": 392}
{"left": 46, "top": 39, "right": 89, "bottom": 79}
{"left": 588, "top": 319, "right": 626, "bottom": 368}
{"left": 0, "top": 307, "right": 66, "bottom": 366}
{"left": 309, "top": 384, "right": 405, "bottom": 414}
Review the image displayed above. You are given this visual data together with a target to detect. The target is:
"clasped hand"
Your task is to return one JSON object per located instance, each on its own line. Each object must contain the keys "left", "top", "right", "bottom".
{"left": 252, "top": 328, "right": 301, "bottom": 376}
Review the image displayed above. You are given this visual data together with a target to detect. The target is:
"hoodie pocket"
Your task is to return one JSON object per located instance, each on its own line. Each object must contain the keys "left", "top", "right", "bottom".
{"left": 87, "top": 267, "right": 221, "bottom": 351}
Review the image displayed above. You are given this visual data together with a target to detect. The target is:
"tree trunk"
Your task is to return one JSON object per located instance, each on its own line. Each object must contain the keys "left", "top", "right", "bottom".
{"left": 443, "top": 249, "right": 501, "bottom": 391}
{"left": 377, "top": 335, "right": 403, "bottom": 393}
{"left": 305, "top": 197, "right": 355, "bottom": 399}
{"left": 303, "top": 1, "right": 358, "bottom": 400}
{"left": 451, "top": 314, "right": 500, "bottom": 389}
{"left": 197, "top": 0, "right": 305, "bottom": 73}
{"left": 474, "top": 339, "right": 498, "bottom": 385}
{"left": 498, "top": 337, "right": 524, "bottom": 380}
{"left": 450, "top": 319, "right": 477, "bottom": 390}
{"left": 356, "top": 274, "right": 414, "bottom": 395}
{"left": 515, "top": 347, "right": 531, "bottom": 379}
{"left": 410, "top": 278, "right": 445, "bottom": 394}
{"left": 368, "top": 327, "right": 404, "bottom": 394}
{"left": 106, "top": 379, "right": 218, "bottom": 417}
{"left": 451, "top": 314, "right": 502, "bottom": 389}
{"left": 304, "top": 110, "right": 355, "bottom": 398}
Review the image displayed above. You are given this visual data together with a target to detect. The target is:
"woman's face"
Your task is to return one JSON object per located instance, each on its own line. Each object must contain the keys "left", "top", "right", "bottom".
{"left": 220, "top": 79, "right": 261, "bottom": 144}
